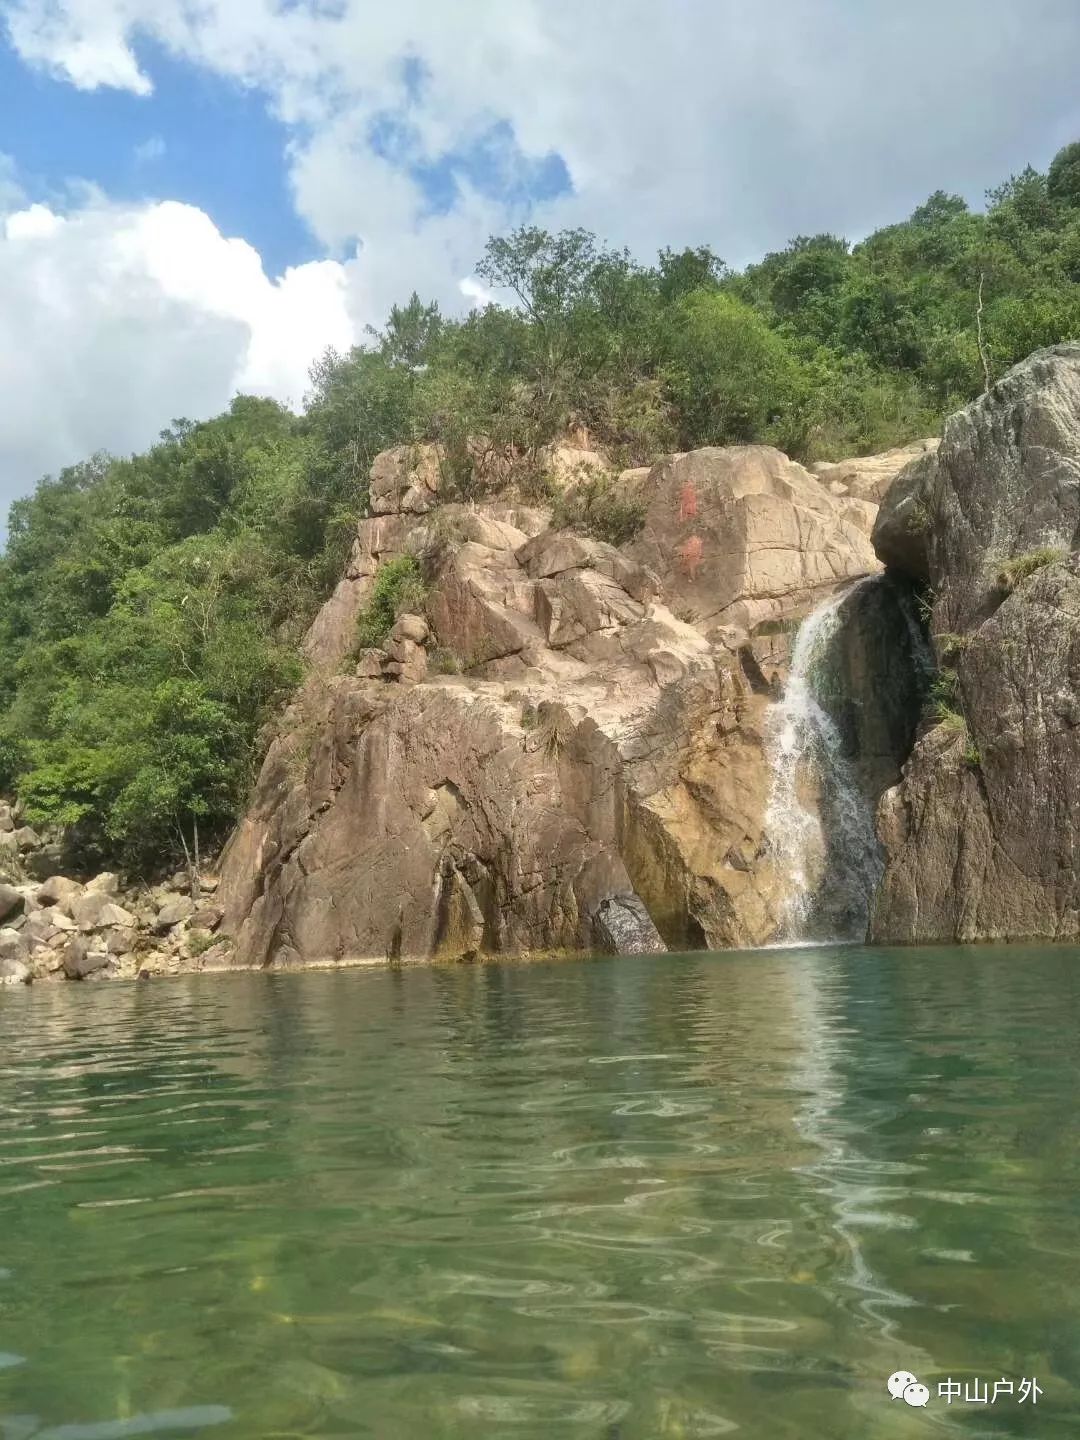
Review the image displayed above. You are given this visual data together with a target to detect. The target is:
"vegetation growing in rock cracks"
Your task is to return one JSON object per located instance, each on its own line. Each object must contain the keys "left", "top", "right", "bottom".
{"left": 994, "top": 545, "right": 1068, "bottom": 593}
{"left": 550, "top": 469, "right": 648, "bottom": 544}
{"left": 3, "top": 141, "right": 1080, "bottom": 872}
{"left": 355, "top": 556, "right": 427, "bottom": 651}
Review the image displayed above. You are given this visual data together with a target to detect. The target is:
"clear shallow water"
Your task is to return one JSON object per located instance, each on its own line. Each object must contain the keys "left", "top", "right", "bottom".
{"left": 0, "top": 947, "right": 1079, "bottom": 1439}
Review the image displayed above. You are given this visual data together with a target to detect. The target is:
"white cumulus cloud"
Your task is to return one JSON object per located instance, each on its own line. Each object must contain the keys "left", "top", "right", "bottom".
{"left": 2, "top": 0, "right": 1080, "bottom": 514}
{"left": 0, "top": 196, "right": 355, "bottom": 513}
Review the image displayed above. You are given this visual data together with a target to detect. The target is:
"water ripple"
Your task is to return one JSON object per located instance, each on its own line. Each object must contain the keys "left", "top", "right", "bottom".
{"left": 0, "top": 949, "right": 1077, "bottom": 1436}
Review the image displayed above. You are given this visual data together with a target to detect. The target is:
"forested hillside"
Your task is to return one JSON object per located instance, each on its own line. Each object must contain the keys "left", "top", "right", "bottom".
{"left": 4, "top": 143, "right": 1080, "bottom": 874}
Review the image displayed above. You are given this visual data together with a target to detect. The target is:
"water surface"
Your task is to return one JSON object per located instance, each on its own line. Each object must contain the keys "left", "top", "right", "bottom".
{"left": 1, "top": 946, "right": 1078, "bottom": 1437}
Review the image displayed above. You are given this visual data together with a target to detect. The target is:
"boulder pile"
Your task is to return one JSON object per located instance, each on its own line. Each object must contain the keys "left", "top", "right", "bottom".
{"left": 0, "top": 802, "right": 229, "bottom": 984}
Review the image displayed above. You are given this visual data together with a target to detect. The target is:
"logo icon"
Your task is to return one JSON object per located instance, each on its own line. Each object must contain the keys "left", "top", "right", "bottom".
{"left": 888, "top": 1370, "right": 930, "bottom": 1407}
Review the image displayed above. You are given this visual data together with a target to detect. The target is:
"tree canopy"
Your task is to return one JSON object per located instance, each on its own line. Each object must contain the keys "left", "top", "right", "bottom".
{"left": 4, "top": 140, "right": 1080, "bottom": 874}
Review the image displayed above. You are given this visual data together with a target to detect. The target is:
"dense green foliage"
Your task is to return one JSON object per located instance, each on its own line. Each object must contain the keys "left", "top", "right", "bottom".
{"left": 354, "top": 556, "right": 426, "bottom": 650}
{"left": 4, "top": 142, "right": 1080, "bottom": 872}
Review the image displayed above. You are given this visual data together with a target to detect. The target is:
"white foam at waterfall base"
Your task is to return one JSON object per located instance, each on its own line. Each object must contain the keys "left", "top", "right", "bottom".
{"left": 763, "top": 581, "right": 884, "bottom": 945}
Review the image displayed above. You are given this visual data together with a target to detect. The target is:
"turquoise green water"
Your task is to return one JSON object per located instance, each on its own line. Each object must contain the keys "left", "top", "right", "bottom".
{"left": 0, "top": 947, "right": 1079, "bottom": 1438}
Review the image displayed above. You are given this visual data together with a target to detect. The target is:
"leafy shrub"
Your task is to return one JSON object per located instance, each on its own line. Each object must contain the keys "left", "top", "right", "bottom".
{"left": 930, "top": 668, "right": 959, "bottom": 706}
{"left": 551, "top": 471, "right": 647, "bottom": 545}
{"left": 355, "top": 556, "right": 427, "bottom": 650}
{"left": 0, "top": 735, "right": 27, "bottom": 792}
{"left": 428, "top": 647, "right": 462, "bottom": 675}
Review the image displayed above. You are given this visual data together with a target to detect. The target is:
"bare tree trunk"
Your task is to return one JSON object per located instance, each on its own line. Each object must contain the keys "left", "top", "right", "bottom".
{"left": 976, "top": 271, "right": 992, "bottom": 394}
{"left": 177, "top": 822, "right": 201, "bottom": 902}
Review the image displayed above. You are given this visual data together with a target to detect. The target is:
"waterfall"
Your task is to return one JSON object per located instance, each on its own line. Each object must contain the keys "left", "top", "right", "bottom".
{"left": 763, "top": 581, "right": 884, "bottom": 945}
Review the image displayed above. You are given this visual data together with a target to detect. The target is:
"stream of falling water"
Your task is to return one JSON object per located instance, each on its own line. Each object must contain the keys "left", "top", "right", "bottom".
{"left": 763, "top": 582, "right": 884, "bottom": 945}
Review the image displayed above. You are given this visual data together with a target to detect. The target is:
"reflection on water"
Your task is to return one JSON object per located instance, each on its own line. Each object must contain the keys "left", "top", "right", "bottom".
{"left": 0, "top": 947, "right": 1079, "bottom": 1437}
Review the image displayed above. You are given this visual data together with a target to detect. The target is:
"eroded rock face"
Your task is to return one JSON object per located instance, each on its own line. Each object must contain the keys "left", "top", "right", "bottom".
{"left": 628, "top": 446, "right": 879, "bottom": 656}
{"left": 813, "top": 439, "right": 938, "bottom": 504}
{"left": 215, "top": 437, "right": 895, "bottom": 967}
{"left": 871, "top": 345, "right": 1080, "bottom": 943}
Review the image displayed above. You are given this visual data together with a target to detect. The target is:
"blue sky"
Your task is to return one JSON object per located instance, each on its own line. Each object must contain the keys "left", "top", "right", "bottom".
{"left": 0, "top": 33, "right": 572, "bottom": 278}
{"left": 1, "top": 40, "right": 323, "bottom": 276}
{"left": 0, "top": 0, "right": 1078, "bottom": 515}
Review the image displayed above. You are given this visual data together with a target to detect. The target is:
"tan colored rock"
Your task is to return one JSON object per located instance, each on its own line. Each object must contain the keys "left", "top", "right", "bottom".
{"left": 212, "top": 437, "right": 937, "bottom": 969}
{"left": 384, "top": 647, "right": 428, "bottom": 684}
{"left": 0, "top": 957, "right": 30, "bottom": 984}
{"left": 154, "top": 897, "right": 194, "bottom": 931}
{"left": 63, "top": 937, "right": 110, "bottom": 980}
{"left": 812, "top": 438, "right": 939, "bottom": 503}
{"left": 71, "top": 892, "right": 137, "bottom": 932}
{"left": 216, "top": 640, "right": 791, "bottom": 966}
{"left": 196, "top": 941, "right": 238, "bottom": 971}
{"left": 430, "top": 860, "right": 485, "bottom": 962}
{"left": 516, "top": 530, "right": 659, "bottom": 604}
{"left": 22, "top": 911, "right": 59, "bottom": 947}
{"left": 836, "top": 496, "right": 879, "bottom": 538}
{"left": 628, "top": 446, "right": 879, "bottom": 636}
{"left": 389, "top": 613, "right": 429, "bottom": 645}
{"left": 0, "top": 883, "right": 23, "bottom": 923}
{"left": 427, "top": 542, "right": 547, "bottom": 672}
{"left": 535, "top": 569, "right": 645, "bottom": 649}
{"left": 537, "top": 442, "right": 609, "bottom": 493}
{"left": 191, "top": 904, "right": 223, "bottom": 933}
{"left": 0, "top": 928, "right": 28, "bottom": 964}
{"left": 85, "top": 872, "right": 120, "bottom": 896}
{"left": 35, "top": 875, "right": 83, "bottom": 911}
{"left": 369, "top": 444, "right": 443, "bottom": 516}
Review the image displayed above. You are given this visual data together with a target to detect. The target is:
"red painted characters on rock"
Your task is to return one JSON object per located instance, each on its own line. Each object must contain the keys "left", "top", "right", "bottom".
{"left": 677, "top": 534, "right": 704, "bottom": 580}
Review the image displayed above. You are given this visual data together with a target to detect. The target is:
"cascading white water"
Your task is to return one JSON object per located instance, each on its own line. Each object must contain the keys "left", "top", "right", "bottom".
{"left": 763, "top": 582, "right": 884, "bottom": 945}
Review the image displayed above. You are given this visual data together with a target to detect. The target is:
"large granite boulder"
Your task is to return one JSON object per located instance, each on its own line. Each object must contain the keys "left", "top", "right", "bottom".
{"left": 813, "top": 439, "right": 938, "bottom": 503}
{"left": 213, "top": 436, "right": 907, "bottom": 967}
{"left": 871, "top": 345, "right": 1080, "bottom": 942}
{"left": 628, "top": 445, "right": 879, "bottom": 636}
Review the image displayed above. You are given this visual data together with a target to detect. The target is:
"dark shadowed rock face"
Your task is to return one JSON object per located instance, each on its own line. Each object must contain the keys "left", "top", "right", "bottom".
{"left": 871, "top": 345, "right": 1080, "bottom": 943}
{"left": 822, "top": 573, "right": 933, "bottom": 805}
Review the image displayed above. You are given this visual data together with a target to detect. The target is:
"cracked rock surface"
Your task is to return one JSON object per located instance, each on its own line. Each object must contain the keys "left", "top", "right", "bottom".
{"left": 216, "top": 440, "right": 895, "bottom": 966}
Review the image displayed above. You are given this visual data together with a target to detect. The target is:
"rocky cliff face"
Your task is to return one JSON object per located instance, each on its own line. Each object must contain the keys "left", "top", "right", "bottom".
{"left": 214, "top": 440, "right": 907, "bottom": 967}
{"left": 871, "top": 345, "right": 1080, "bottom": 943}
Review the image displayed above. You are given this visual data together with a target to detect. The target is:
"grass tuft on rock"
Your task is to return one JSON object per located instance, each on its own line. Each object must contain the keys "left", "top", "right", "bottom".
{"left": 994, "top": 545, "right": 1067, "bottom": 594}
